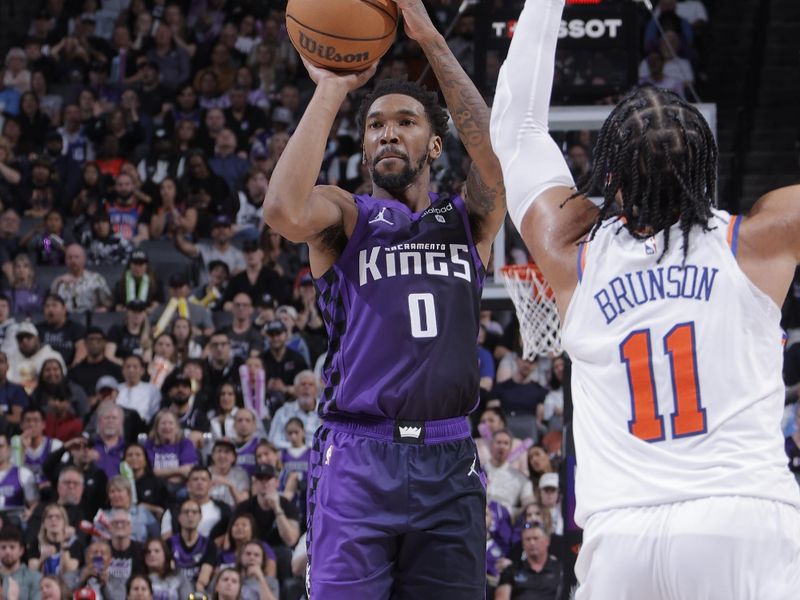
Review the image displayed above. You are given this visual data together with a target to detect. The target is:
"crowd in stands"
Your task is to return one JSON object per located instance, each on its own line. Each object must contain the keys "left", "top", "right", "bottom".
{"left": 1, "top": 1, "right": 788, "bottom": 600}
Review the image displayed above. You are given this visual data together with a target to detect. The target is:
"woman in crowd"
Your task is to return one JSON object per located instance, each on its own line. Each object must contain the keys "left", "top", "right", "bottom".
{"left": 27, "top": 504, "right": 82, "bottom": 577}
{"left": 30, "top": 71, "right": 62, "bottom": 125}
{"left": 106, "top": 475, "right": 159, "bottom": 543}
{"left": 106, "top": 301, "right": 152, "bottom": 364}
{"left": 70, "top": 162, "right": 107, "bottom": 223}
{"left": 144, "top": 537, "right": 192, "bottom": 600}
{"left": 127, "top": 574, "right": 154, "bottom": 600}
{"left": 235, "top": 540, "right": 278, "bottom": 600}
{"left": 147, "top": 332, "right": 177, "bottom": 388}
{"left": 527, "top": 443, "right": 556, "bottom": 490}
{"left": 208, "top": 381, "right": 241, "bottom": 441}
{"left": 211, "top": 568, "right": 242, "bottom": 600}
{"left": 217, "top": 515, "right": 276, "bottom": 574}
{"left": 82, "top": 210, "right": 133, "bottom": 266}
{"left": 543, "top": 354, "right": 566, "bottom": 431}
{"left": 261, "top": 227, "right": 299, "bottom": 281}
{"left": 5, "top": 253, "right": 45, "bottom": 318}
{"left": 144, "top": 409, "right": 198, "bottom": 491}
{"left": 149, "top": 177, "right": 197, "bottom": 240}
{"left": 39, "top": 575, "right": 71, "bottom": 600}
{"left": 123, "top": 442, "right": 169, "bottom": 521}
{"left": 170, "top": 317, "right": 203, "bottom": 365}
{"left": 17, "top": 91, "right": 51, "bottom": 154}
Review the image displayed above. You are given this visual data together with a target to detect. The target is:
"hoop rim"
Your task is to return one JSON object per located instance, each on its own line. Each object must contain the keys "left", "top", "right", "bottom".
{"left": 499, "top": 263, "right": 547, "bottom": 285}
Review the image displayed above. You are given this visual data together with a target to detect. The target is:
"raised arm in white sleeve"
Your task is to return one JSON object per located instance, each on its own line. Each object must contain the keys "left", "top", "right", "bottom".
{"left": 489, "top": 0, "right": 575, "bottom": 231}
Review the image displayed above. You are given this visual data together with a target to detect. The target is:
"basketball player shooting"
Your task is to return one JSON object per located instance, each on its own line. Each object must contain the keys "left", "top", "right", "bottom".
{"left": 264, "top": 1, "right": 505, "bottom": 598}
{"left": 489, "top": 0, "right": 800, "bottom": 598}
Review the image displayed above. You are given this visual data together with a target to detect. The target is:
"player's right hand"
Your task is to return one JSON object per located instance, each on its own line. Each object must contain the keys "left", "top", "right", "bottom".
{"left": 301, "top": 57, "right": 377, "bottom": 93}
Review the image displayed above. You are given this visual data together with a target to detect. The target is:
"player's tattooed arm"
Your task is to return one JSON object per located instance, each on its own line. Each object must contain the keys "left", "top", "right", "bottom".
{"left": 394, "top": 0, "right": 506, "bottom": 248}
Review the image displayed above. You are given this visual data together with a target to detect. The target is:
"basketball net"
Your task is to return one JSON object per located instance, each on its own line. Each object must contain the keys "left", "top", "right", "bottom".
{"left": 499, "top": 264, "right": 562, "bottom": 360}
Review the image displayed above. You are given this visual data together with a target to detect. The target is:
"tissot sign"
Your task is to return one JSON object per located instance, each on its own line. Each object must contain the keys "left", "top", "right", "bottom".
{"left": 475, "top": 2, "right": 640, "bottom": 101}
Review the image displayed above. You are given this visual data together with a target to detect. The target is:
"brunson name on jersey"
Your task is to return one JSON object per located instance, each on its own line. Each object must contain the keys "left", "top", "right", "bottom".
{"left": 358, "top": 243, "right": 472, "bottom": 286}
{"left": 594, "top": 264, "right": 719, "bottom": 325}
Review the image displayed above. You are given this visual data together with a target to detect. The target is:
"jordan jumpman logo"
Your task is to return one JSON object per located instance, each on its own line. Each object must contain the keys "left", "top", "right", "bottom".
{"left": 369, "top": 207, "right": 394, "bottom": 226}
{"left": 467, "top": 454, "right": 478, "bottom": 478}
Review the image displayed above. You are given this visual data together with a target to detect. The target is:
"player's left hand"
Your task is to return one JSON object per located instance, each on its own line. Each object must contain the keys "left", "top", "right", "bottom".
{"left": 391, "top": 0, "right": 438, "bottom": 42}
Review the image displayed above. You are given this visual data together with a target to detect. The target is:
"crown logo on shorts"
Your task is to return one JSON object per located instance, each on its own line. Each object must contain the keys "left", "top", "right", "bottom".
{"left": 398, "top": 426, "right": 422, "bottom": 439}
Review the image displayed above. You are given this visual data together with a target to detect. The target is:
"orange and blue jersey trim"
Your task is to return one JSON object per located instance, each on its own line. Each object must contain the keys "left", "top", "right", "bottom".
{"left": 577, "top": 240, "right": 588, "bottom": 282}
{"left": 727, "top": 215, "right": 743, "bottom": 257}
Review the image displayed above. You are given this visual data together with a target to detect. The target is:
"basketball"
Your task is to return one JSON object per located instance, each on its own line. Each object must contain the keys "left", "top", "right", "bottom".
{"left": 286, "top": 0, "right": 399, "bottom": 72}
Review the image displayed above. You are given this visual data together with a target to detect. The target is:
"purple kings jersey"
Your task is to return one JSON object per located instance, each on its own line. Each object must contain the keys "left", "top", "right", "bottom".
{"left": 0, "top": 467, "right": 25, "bottom": 509}
{"left": 315, "top": 193, "right": 484, "bottom": 420}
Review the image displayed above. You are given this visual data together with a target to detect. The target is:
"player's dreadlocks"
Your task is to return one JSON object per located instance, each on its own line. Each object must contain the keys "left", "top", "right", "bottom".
{"left": 571, "top": 85, "right": 718, "bottom": 262}
{"left": 356, "top": 78, "right": 450, "bottom": 141}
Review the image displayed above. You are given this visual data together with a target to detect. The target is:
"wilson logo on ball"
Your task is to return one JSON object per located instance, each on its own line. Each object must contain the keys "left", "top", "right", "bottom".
{"left": 298, "top": 31, "right": 370, "bottom": 65}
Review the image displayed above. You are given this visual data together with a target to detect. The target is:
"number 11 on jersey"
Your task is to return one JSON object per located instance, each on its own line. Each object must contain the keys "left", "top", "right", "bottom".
{"left": 620, "top": 321, "right": 707, "bottom": 442}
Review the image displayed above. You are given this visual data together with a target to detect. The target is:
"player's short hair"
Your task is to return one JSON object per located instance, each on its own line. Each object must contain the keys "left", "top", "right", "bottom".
{"left": 356, "top": 78, "right": 449, "bottom": 142}
{"left": 571, "top": 85, "right": 717, "bottom": 263}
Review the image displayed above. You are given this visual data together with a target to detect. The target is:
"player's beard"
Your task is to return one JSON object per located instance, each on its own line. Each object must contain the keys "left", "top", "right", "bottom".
{"left": 371, "top": 151, "right": 429, "bottom": 195}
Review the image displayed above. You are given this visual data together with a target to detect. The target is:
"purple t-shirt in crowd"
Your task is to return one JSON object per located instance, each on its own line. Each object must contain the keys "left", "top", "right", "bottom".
{"left": 94, "top": 439, "right": 127, "bottom": 479}
{"left": 144, "top": 439, "right": 198, "bottom": 471}
{"left": 315, "top": 192, "right": 484, "bottom": 421}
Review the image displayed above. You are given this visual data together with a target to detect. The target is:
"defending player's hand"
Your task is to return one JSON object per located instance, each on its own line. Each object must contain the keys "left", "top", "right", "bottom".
{"left": 391, "top": 0, "right": 438, "bottom": 42}
{"left": 300, "top": 57, "right": 377, "bottom": 93}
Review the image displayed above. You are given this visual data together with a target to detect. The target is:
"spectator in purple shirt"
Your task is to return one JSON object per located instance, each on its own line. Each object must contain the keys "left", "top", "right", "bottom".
{"left": 93, "top": 400, "right": 127, "bottom": 480}
{"left": 144, "top": 409, "right": 198, "bottom": 493}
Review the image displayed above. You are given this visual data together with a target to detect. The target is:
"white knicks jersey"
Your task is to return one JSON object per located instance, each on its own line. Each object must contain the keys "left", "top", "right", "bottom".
{"left": 561, "top": 209, "right": 800, "bottom": 526}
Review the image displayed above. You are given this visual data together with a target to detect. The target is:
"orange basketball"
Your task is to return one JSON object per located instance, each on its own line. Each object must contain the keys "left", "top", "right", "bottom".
{"left": 286, "top": 0, "right": 399, "bottom": 72}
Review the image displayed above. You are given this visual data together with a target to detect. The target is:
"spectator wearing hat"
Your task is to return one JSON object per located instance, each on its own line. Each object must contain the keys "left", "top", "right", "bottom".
{"left": 136, "top": 127, "right": 177, "bottom": 191}
{"left": 222, "top": 239, "right": 288, "bottom": 310}
{"left": 36, "top": 294, "right": 86, "bottom": 368}
{"left": 233, "top": 463, "right": 300, "bottom": 551}
{"left": 68, "top": 327, "right": 122, "bottom": 399}
{"left": 495, "top": 521, "right": 562, "bottom": 600}
{"left": 261, "top": 320, "right": 308, "bottom": 398}
{"left": 41, "top": 434, "right": 108, "bottom": 520}
{"left": 222, "top": 293, "right": 262, "bottom": 362}
{"left": 106, "top": 300, "right": 151, "bottom": 364}
{"left": 208, "top": 439, "right": 250, "bottom": 508}
{"left": 50, "top": 244, "right": 113, "bottom": 314}
{"left": 175, "top": 213, "right": 245, "bottom": 281}
{"left": 209, "top": 129, "right": 249, "bottom": 193}
{"left": 117, "top": 355, "right": 161, "bottom": 425}
{"left": 192, "top": 260, "right": 229, "bottom": 313}
{"left": 146, "top": 23, "right": 191, "bottom": 93}
{"left": 81, "top": 210, "right": 133, "bottom": 265}
{"left": 6, "top": 322, "right": 65, "bottom": 395}
{"left": 538, "top": 472, "right": 563, "bottom": 536}
{"left": 112, "top": 250, "right": 164, "bottom": 312}
{"left": 152, "top": 274, "right": 214, "bottom": 338}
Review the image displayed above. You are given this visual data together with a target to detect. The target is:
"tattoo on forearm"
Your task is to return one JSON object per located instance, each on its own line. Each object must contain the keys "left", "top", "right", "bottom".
{"left": 466, "top": 164, "right": 503, "bottom": 217}
{"left": 426, "top": 37, "right": 490, "bottom": 151}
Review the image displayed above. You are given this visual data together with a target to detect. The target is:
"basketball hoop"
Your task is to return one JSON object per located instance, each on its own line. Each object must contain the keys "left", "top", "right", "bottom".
{"left": 499, "top": 264, "right": 562, "bottom": 360}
